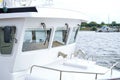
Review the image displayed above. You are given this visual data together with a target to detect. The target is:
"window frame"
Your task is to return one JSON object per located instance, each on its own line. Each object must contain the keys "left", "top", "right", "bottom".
{"left": 22, "top": 27, "right": 52, "bottom": 52}
{"left": 52, "top": 27, "right": 70, "bottom": 47}
{"left": 68, "top": 27, "right": 79, "bottom": 44}
{"left": 0, "top": 26, "right": 16, "bottom": 55}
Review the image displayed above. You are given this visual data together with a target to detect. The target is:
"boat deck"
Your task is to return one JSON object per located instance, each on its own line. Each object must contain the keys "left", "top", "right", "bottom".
{"left": 25, "top": 59, "right": 120, "bottom": 80}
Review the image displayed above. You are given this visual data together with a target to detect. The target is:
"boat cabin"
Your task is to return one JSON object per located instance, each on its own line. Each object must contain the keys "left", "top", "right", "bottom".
{"left": 0, "top": 0, "right": 120, "bottom": 79}
{"left": 0, "top": 7, "right": 120, "bottom": 80}
{"left": 0, "top": 7, "right": 86, "bottom": 80}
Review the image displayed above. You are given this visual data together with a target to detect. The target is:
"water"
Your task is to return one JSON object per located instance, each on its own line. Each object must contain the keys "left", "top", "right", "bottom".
{"left": 76, "top": 31, "right": 120, "bottom": 70}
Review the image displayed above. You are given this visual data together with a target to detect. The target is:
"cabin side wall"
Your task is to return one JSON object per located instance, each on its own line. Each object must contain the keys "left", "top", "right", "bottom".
{"left": 0, "top": 18, "right": 25, "bottom": 80}
{"left": 0, "top": 18, "right": 81, "bottom": 80}
{"left": 13, "top": 18, "right": 81, "bottom": 72}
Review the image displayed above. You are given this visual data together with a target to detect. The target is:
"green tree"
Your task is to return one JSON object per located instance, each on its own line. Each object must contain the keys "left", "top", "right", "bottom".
{"left": 81, "top": 22, "right": 88, "bottom": 27}
{"left": 91, "top": 26, "right": 97, "bottom": 31}
{"left": 88, "top": 21, "right": 98, "bottom": 27}
{"left": 101, "top": 22, "right": 105, "bottom": 26}
{"left": 111, "top": 21, "right": 117, "bottom": 26}
{"left": 97, "top": 24, "right": 101, "bottom": 28}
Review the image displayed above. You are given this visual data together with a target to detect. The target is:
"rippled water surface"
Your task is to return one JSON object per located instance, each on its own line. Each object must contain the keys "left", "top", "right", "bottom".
{"left": 76, "top": 31, "right": 120, "bottom": 69}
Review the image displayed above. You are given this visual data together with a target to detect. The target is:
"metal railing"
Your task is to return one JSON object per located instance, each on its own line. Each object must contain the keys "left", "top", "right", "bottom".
{"left": 30, "top": 62, "right": 119, "bottom": 80}
{"left": 106, "top": 62, "right": 119, "bottom": 76}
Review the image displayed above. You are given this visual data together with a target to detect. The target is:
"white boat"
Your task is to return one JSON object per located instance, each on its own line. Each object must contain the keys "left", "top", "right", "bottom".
{"left": 0, "top": 0, "right": 120, "bottom": 80}
{"left": 97, "top": 25, "right": 116, "bottom": 32}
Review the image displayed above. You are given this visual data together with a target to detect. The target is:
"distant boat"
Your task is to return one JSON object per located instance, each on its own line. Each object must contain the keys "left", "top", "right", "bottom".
{"left": 97, "top": 25, "right": 112, "bottom": 32}
{"left": 0, "top": 0, "right": 120, "bottom": 80}
{"left": 97, "top": 25, "right": 118, "bottom": 32}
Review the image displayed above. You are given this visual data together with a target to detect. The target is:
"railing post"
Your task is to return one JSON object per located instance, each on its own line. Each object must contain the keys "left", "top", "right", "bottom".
{"left": 111, "top": 68, "right": 113, "bottom": 76}
{"left": 95, "top": 74, "right": 97, "bottom": 80}
{"left": 30, "top": 64, "right": 120, "bottom": 80}
{"left": 30, "top": 65, "right": 34, "bottom": 74}
{"left": 60, "top": 71, "right": 62, "bottom": 80}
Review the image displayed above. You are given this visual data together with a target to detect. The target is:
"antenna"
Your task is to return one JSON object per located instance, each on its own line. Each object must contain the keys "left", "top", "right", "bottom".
{"left": 108, "top": 15, "right": 110, "bottom": 27}
{"left": 2, "top": 0, "right": 8, "bottom": 13}
{"left": 14, "top": 0, "right": 32, "bottom": 7}
{"left": 3, "top": 0, "right": 5, "bottom": 7}
{"left": 42, "top": 0, "right": 53, "bottom": 7}
{"left": 13, "top": 0, "right": 53, "bottom": 7}
{"left": 20, "top": 0, "right": 32, "bottom": 6}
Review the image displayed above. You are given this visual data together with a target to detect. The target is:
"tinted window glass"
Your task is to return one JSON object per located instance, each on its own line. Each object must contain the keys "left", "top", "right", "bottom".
{"left": 22, "top": 28, "right": 51, "bottom": 51}
{"left": 69, "top": 27, "right": 79, "bottom": 44}
{"left": 0, "top": 27, "right": 16, "bottom": 55}
{"left": 52, "top": 27, "right": 69, "bottom": 47}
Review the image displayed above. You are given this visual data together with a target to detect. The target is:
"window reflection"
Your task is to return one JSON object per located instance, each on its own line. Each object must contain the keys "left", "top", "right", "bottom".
{"left": 0, "top": 26, "right": 16, "bottom": 55}
{"left": 52, "top": 27, "right": 69, "bottom": 47}
{"left": 22, "top": 28, "right": 51, "bottom": 51}
{"left": 69, "top": 27, "right": 79, "bottom": 44}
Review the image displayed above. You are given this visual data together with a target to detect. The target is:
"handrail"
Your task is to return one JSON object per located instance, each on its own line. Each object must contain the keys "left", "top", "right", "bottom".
{"left": 30, "top": 65, "right": 61, "bottom": 73}
{"left": 30, "top": 65, "right": 104, "bottom": 75}
{"left": 105, "top": 62, "right": 119, "bottom": 76}
{"left": 30, "top": 62, "right": 119, "bottom": 80}
{"left": 109, "top": 62, "right": 119, "bottom": 70}
{"left": 30, "top": 65, "right": 100, "bottom": 80}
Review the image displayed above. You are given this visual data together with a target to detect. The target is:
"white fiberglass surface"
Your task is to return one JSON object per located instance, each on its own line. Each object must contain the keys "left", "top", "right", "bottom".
{"left": 27, "top": 58, "right": 119, "bottom": 80}
{"left": 44, "top": 58, "right": 109, "bottom": 74}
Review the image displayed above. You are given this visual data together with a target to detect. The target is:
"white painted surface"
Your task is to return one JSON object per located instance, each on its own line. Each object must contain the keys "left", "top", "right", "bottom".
{"left": 0, "top": 7, "right": 119, "bottom": 80}
{"left": 27, "top": 58, "right": 120, "bottom": 80}
{"left": 0, "top": 7, "right": 88, "bottom": 21}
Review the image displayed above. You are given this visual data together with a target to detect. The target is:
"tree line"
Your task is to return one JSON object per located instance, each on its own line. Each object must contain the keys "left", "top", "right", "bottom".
{"left": 81, "top": 21, "right": 120, "bottom": 31}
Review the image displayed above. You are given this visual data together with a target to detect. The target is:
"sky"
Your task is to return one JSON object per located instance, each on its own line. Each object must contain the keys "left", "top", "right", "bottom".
{"left": 53, "top": 0, "right": 120, "bottom": 23}
{"left": 1, "top": 0, "right": 120, "bottom": 23}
